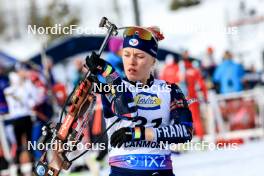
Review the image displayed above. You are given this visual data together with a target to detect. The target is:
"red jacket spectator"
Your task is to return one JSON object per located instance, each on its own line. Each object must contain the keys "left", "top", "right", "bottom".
{"left": 159, "top": 55, "right": 180, "bottom": 84}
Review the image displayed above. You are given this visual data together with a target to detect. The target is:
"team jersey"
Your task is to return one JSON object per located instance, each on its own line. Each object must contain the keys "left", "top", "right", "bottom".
{"left": 4, "top": 77, "right": 38, "bottom": 121}
{"left": 101, "top": 75, "right": 193, "bottom": 171}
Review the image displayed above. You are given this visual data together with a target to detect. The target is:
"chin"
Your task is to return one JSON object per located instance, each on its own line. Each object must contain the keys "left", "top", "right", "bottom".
{"left": 126, "top": 74, "right": 139, "bottom": 82}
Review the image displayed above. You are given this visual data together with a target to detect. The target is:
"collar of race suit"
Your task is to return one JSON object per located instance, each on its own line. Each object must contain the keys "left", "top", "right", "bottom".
{"left": 124, "top": 74, "right": 154, "bottom": 87}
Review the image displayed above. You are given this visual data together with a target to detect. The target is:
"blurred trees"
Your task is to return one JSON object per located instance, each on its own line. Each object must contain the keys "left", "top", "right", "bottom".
{"left": 0, "top": 12, "right": 5, "bottom": 35}
{"left": 170, "top": 0, "right": 200, "bottom": 10}
{"left": 132, "top": 0, "right": 141, "bottom": 26}
{"left": 0, "top": 0, "right": 6, "bottom": 36}
{"left": 29, "top": 0, "right": 79, "bottom": 43}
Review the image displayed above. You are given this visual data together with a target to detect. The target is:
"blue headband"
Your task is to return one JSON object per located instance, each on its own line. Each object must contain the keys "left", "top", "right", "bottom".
{"left": 123, "top": 34, "right": 158, "bottom": 58}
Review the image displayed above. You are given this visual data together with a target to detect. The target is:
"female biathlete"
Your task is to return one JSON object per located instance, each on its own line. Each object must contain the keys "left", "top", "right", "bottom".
{"left": 86, "top": 26, "right": 193, "bottom": 176}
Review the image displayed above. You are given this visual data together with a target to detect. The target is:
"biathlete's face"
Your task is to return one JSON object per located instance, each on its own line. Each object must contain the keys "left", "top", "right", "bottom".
{"left": 122, "top": 47, "right": 155, "bottom": 83}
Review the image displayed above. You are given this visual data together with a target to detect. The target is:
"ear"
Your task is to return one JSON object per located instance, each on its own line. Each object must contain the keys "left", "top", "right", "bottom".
{"left": 152, "top": 57, "right": 156, "bottom": 66}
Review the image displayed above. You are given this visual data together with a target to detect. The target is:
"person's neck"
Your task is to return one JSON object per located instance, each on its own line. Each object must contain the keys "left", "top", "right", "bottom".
{"left": 126, "top": 74, "right": 154, "bottom": 86}
{"left": 140, "top": 79, "right": 147, "bottom": 85}
{"left": 140, "top": 75, "right": 151, "bottom": 85}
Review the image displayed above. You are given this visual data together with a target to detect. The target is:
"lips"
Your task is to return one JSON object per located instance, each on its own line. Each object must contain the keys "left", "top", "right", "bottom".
{"left": 128, "top": 68, "right": 137, "bottom": 74}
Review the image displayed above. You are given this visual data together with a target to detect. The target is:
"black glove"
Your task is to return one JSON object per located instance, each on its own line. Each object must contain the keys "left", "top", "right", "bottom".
{"left": 86, "top": 52, "right": 109, "bottom": 75}
{"left": 112, "top": 90, "right": 138, "bottom": 120}
{"left": 110, "top": 127, "right": 145, "bottom": 148}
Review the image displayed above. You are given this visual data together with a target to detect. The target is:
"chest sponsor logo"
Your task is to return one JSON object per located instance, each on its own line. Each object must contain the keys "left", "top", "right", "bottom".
{"left": 134, "top": 92, "right": 161, "bottom": 110}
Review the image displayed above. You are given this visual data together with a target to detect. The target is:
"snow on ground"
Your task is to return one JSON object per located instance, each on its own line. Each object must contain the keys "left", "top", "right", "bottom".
{"left": 172, "top": 139, "right": 264, "bottom": 176}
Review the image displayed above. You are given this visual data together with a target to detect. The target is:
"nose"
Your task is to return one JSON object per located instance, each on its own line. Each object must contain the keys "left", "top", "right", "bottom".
{"left": 128, "top": 55, "right": 137, "bottom": 66}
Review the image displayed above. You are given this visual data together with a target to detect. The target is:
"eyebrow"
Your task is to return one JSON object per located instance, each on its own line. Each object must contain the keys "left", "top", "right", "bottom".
{"left": 123, "top": 50, "right": 145, "bottom": 55}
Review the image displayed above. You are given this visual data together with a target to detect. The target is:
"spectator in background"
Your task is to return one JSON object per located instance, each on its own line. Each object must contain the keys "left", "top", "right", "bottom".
{"left": 202, "top": 46, "right": 216, "bottom": 89}
{"left": 242, "top": 65, "right": 262, "bottom": 89}
{"left": 202, "top": 46, "right": 216, "bottom": 77}
{"left": 105, "top": 37, "right": 124, "bottom": 78}
{"left": 0, "top": 66, "right": 9, "bottom": 116}
{"left": 43, "top": 58, "right": 56, "bottom": 86}
{"left": 27, "top": 69, "right": 54, "bottom": 160}
{"left": 72, "top": 58, "right": 85, "bottom": 86}
{"left": 4, "top": 68, "right": 39, "bottom": 176}
{"left": 0, "top": 65, "right": 10, "bottom": 172}
{"left": 179, "top": 50, "right": 208, "bottom": 140}
{"left": 159, "top": 54, "right": 180, "bottom": 84}
{"left": 42, "top": 58, "right": 67, "bottom": 108}
{"left": 213, "top": 50, "right": 245, "bottom": 94}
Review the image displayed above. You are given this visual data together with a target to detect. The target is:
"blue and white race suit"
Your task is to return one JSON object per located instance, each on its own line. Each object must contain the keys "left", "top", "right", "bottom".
{"left": 101, "top": 75, "right": 193, "bottom": 175}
